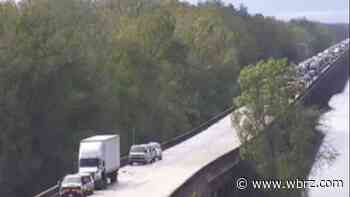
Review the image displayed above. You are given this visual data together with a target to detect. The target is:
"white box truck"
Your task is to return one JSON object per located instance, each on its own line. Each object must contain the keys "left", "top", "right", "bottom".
{"left": 78, "top": 135, "right": 120, "bottom": 189}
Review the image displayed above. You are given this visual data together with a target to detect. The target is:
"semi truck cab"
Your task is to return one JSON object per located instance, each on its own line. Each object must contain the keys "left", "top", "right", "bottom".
{"left": 78, "top": 135, "right": 120, "bottom": 189}
{"left": 79, "top": 157, "right": 104, "bottom": 186}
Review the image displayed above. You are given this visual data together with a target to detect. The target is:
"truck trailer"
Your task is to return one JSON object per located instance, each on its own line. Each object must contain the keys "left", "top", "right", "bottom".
{"left": 78, "top": 135, "right": 120, "bottom": 189}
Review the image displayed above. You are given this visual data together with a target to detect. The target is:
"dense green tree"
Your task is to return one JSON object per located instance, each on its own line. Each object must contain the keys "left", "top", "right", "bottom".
{"left": 231, "top": 59, "right": 337, "bottom": 197}
{"left": 0, "top": 0, "right": 342, "bottom": 196}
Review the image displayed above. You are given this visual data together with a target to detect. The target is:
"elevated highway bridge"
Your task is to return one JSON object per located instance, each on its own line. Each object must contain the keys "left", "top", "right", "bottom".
{"left": 35, "top": 39, "right": 349, "bottom": 197}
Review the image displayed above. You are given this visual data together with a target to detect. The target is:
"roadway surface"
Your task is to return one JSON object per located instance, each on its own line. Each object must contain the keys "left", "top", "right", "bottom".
{"left": 92, "top": 115, "right": 240, "bottom": 197}
{"left": 90, "top": 39, "right": 349, "bottom": 197}
{"left": 33, "top": 39, "right": 348, "bottom": 197}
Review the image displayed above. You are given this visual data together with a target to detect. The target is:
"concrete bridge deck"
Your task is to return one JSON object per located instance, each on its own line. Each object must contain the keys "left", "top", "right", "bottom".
{"left": 91, "top": 116, "right": 240, "bottom": 197}
{"left": 35, "top": 39, "right": 349, "bottom": 197}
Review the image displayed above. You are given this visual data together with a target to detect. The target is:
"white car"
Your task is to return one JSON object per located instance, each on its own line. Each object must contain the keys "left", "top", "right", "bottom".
{"left": 128, "top": 144, "right": 153, "bottom": 165}
{"left": 59, "top": 173, "right": 93, "bottom": 197}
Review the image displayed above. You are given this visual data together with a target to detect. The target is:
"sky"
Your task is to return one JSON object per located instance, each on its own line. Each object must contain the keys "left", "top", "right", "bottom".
{"left": 183, "top": 0, "right": 349, "bottom": 23}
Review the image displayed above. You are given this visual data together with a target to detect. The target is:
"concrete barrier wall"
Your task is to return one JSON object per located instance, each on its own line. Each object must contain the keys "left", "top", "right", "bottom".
{"left": 171, "top": 50, "right": 349, "bottom": 197}
{"left": 36, "top": 50, "right": 348, "bottom": 197}
{"left": 302, "top": 51, "right": 349, "bottom": 106}
{"left": 170, "top": 149, "right": 241, "bottom": 197}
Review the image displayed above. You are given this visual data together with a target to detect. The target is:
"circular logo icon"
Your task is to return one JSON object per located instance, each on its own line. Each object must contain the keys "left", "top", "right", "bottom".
{"left": 236, "top": 177, "right": 248, "bottom": 190}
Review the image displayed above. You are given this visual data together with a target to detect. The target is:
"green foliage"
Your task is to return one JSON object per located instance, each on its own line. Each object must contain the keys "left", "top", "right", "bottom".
{"left": 232, "top": 59, "right": 335, "bottom": 197}
{"left": 233, "top": 59, "right": 298, "bottom": 141}
{"left": 256, "top": 106, "right": 324, "bottom": 197}
{"left": 290, "top": 18, "right": 335, "bottom": 59}
{"left": 0, "top": 0, "right": 340, "bottom": 196}
{"left": 191, "top": 192, "right": 200, "bottom": 197}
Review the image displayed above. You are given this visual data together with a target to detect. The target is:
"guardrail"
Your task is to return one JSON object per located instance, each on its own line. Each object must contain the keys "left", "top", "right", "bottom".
{"left": 170, "top": 47, "right": 349, "bottom": 197}
{"left": 34, "top": 41, "right": 349, "bottom": 197}
{"left": 170, "top": 147, "right": 241, "bottom": 197}
{"left": 33, "top": 185, "right": 59, "bottom": 197}
{"left": 33, "top": 106, "right": 235, "bottom": 197}
{"left": 33, "top": 154, "right": 130, "bottom": 197}
{"left": 161, "top": 106, "right": 234, "bottom": 150}
{"left": 300, "top": 48, "right": 349, "bottom": 106}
